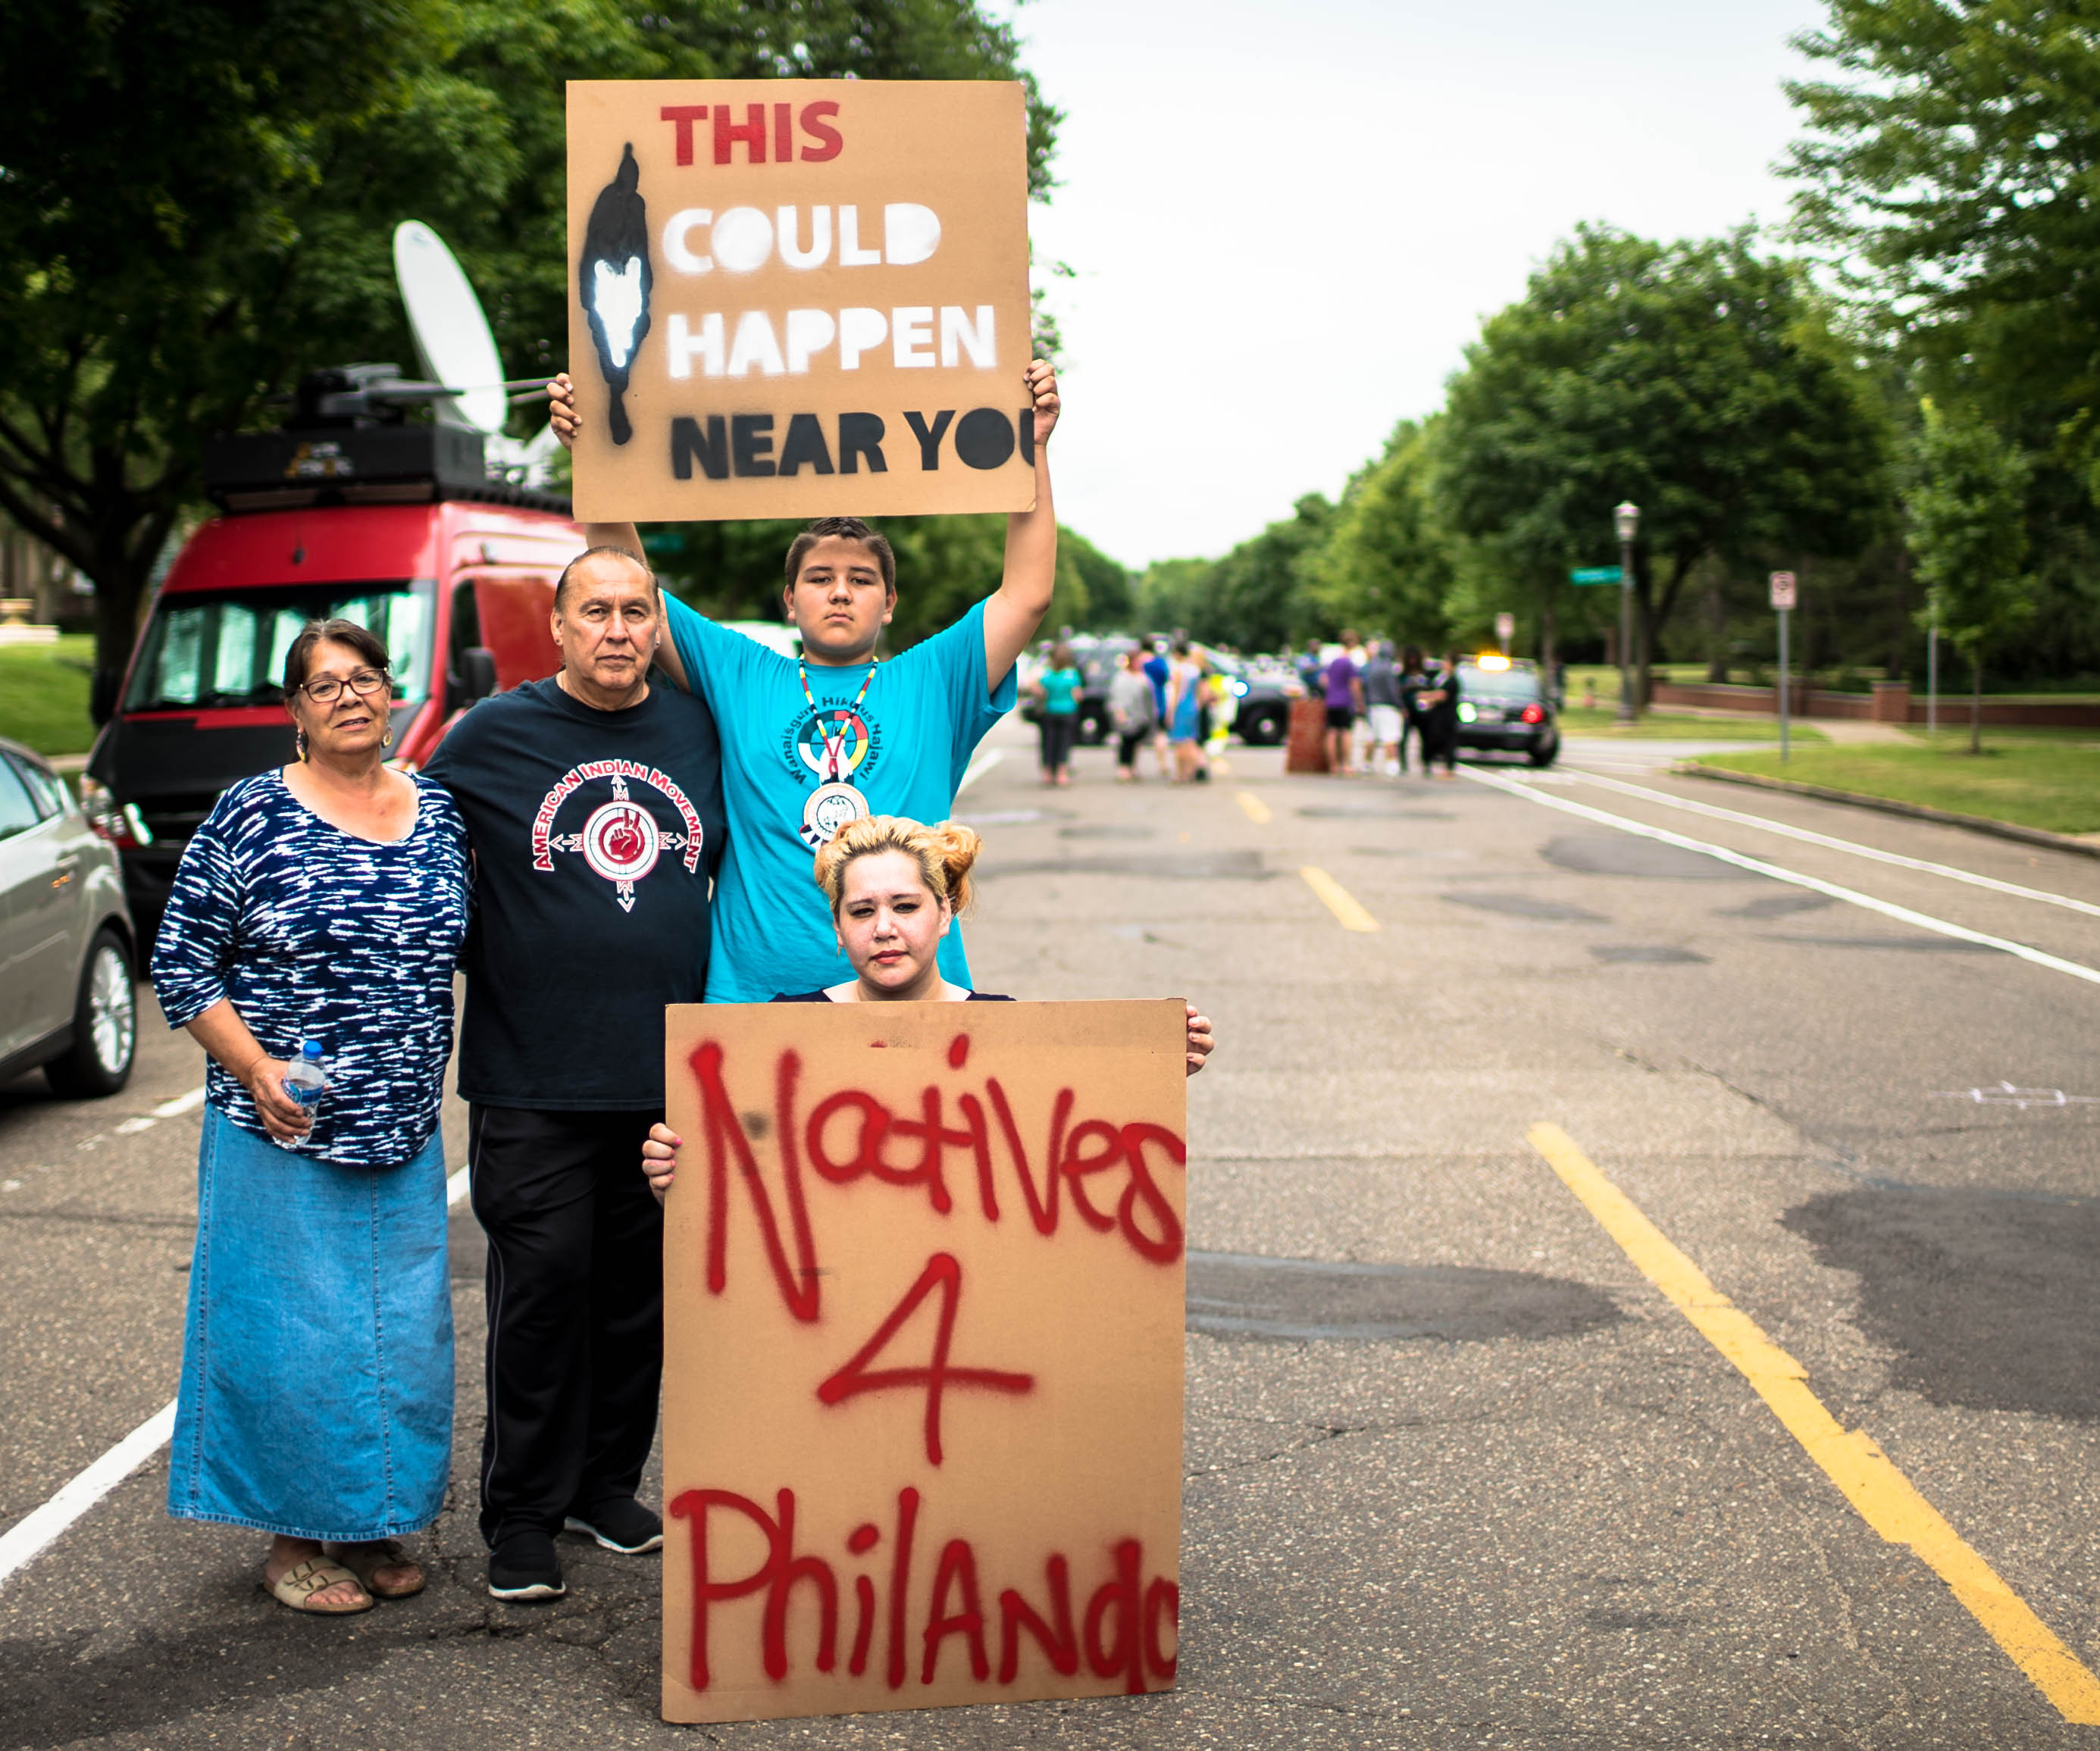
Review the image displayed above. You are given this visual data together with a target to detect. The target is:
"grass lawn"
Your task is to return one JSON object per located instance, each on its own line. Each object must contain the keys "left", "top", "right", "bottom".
{"left": 1692, "top": 730, "right": 2100, "bottom": 836}
{"left": 1556, "top": 705, "right": 1827, "bottom": 743}
{"left": 0, "top": 635, "right": 97, "bottom": 755}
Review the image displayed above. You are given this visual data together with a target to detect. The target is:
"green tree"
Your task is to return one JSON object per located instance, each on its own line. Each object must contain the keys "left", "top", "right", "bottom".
{"left": 1785, "top": 1, "right": 2100, "bottom": 464}
{"left": 1908, "top": 399, "right": 2037, "bottom": 752}
{"left": 1151, "top": 494, "right": 1333, "bottom": 651}
{"left": 1312, "top": 420, "right": 1454, "bottom": 649}
{"left": 1059, "top": 527, "right": 1135, "bottom": 630}
{"left": 1135, "top": 557, "right": 1212, "bottom": 636}
{"left": 1783, "top": 0, "right": 2100, "bottom": 682}
{"left": 0, "top": 0, "right": 1061, "bottom": 716}
{"left": 1437, "top": 225, "right": 1889, "bottom": 700}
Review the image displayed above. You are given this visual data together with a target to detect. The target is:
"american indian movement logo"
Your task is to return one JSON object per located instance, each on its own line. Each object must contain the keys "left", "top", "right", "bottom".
{"left": 532, "top": 759, "right": 703, "bottom": 911}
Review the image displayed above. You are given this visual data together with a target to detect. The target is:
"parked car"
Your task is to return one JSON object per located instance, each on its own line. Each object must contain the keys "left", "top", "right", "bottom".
{"left": 1453, "top": 655, "right": 1560, "bottom": 766}
{"left": 0, "top": 736, "right": 138, "bottom": 1097}
{"left": 1226, "top": 659, "right": 1302, "bottom": 746}
{"left": 79, "top": 424, "right": 586, "bottom": 944}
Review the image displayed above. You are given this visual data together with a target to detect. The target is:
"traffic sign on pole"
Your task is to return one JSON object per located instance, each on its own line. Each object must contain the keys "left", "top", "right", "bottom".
{"left": 1494, "top": 612, "right": 1515, "bottom": 652}
{"left": 1570, "top": 566, "right": 1622, "bottom": 585}
{"left": 1772, "top": 572, "right": 1795, "bottom": 763}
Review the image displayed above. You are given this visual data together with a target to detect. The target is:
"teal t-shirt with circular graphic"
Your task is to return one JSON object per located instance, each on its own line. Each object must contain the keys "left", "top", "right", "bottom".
{"left": 662, "top": 595, "right": 1016, "bottom": 1002}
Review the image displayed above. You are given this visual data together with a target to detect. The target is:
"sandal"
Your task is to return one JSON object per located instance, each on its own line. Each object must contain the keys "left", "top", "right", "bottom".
{"left": 330, "top": 1540, "right": 426, "bottom": 1599}
{"left": 264, "top": 1556, "right": 374, "bottom": 1615}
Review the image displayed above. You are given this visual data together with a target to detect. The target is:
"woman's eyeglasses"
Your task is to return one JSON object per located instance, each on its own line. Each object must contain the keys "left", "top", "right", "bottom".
{"left": 299, "top": 668, "right": 391, "bottom": 705}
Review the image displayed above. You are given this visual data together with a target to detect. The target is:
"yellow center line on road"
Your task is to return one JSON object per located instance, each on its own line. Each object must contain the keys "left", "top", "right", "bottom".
{"left": 1526, "top": 1121, "right": 2100, "bottom": 1725}
{"left": 1300, "top": 865, "right": 1378, "bottom": 932}
{"left": 1237, "top": 790, "right": 1272, "bottom": 825}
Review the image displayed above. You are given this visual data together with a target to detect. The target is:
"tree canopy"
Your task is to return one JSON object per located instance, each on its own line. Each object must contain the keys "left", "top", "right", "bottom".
{"left": 1437, "top": 226, "right": 1891, "bottom": 693}
{"left": 0, "top": 0, "right": 1066, "bottom": 708}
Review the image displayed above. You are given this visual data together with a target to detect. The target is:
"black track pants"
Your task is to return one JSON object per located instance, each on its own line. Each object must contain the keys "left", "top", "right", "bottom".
{"left": 468, "top": 1104, "right": 663, "bottom": 1546}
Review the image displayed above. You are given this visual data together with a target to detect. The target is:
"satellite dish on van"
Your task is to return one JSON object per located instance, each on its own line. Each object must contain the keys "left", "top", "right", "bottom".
{"left": 393, "top": 221, "right": 509, "bottom": 437}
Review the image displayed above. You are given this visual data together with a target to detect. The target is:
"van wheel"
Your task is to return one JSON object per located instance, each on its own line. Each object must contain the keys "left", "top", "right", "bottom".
{"left": 45, "top": 930, "right": 138, "bottom": 1099}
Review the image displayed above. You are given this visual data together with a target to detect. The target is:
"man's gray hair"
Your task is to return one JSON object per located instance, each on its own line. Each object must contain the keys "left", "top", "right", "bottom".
{"left": 556, "top": 545, "right": 658, "bottom": 611}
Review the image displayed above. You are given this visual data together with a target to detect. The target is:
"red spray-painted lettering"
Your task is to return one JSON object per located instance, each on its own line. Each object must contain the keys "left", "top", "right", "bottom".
{"left": 690, "top": 1037, "right": 1185, "bottom": 1322}
{"left": 668, "top": 1484, "right": 1178, "bottom": 1696}
{"left": 815, "top": 1252, "right": 1033, "bottom": 1465}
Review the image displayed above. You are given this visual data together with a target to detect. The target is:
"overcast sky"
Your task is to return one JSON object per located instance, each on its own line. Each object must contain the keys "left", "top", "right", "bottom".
{"left": 1004, "top": 0, "right": 1831, "bottom": 569}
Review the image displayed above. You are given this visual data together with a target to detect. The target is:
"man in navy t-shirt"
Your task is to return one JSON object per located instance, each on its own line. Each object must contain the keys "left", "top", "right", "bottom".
{"left": 424, "top": 547, "right": 725, "bottom": 1603}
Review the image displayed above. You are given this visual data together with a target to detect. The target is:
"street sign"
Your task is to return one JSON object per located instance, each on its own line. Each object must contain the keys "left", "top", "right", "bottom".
{"left": 1569, "top": 566, "right": 1622, "bottom": 585}
{"left": 1494, "top": 612, "right": 1515, "bottom": 650}
{"left": 1770, "top": 571, "right": 1797, "bottom": 611}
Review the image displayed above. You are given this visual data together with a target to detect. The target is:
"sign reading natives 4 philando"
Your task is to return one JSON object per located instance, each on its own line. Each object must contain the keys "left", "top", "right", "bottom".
{"left": 659, "top": 999, "right": 1187, "bottom": 1724}
{"left": 566, "top": 80, "right": 1034, "bottom": 524}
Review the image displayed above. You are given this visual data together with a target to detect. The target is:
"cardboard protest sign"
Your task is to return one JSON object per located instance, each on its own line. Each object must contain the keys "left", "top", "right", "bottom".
{"left": 566, "top": 79, "right": 1034, "bottom": 524}
{"left": 659, "top": 999, "right": 1187, "bottom": 1724}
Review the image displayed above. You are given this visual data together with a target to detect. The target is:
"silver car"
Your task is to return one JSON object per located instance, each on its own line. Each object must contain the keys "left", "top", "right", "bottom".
{"left": 0, "top": 737, "right": 138, "bottom": 1097}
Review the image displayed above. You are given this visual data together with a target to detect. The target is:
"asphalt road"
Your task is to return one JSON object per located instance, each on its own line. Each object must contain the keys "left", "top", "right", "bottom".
{"left": 5, "top": 714, "right": 2100, "bottom": 1748}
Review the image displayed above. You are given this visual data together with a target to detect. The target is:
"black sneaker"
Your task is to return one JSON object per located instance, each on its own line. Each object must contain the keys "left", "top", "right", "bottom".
{"left": 487, "top": 1528, "right": 566, "bottom": 1601}
{"left": 563, "top": 1497, "right": 664, "bottom": 1554}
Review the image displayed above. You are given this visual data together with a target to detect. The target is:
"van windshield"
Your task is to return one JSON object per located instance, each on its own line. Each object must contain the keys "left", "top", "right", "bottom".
{"left": 124, "top": 580, "right": 436, "bottom": 711}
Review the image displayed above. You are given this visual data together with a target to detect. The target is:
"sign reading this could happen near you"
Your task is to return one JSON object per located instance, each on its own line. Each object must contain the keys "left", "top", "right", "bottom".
{"left": 566, "top": 80, "right": 1035, "bottom": 523}
{"left": 658, "top": 999, "right": 1188, "bottom": 1724}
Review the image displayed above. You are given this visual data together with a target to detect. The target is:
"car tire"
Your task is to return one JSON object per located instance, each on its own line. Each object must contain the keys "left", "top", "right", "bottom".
{"left": 1527, "top": 738, "right": 1560, "bottom": 768}
{"left": 1239, "top": 708, "right": 1283, "bottom": 746}
{"left": 45, "top": 928, "right": 138, "bottom": 1099}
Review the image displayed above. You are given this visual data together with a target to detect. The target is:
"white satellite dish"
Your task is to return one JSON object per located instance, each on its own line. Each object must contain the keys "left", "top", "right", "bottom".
{"left": 393, "top": 221, "right": 509, "bottom": 437}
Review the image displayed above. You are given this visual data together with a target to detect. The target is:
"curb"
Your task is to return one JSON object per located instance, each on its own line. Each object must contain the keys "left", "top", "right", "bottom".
{"left": 1676, "top": 762, "right": 2100, "bottom": 863}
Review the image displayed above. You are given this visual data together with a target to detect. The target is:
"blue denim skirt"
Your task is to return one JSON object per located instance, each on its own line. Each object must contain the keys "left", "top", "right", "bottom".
{"left": 169, "top": 1105, "right": 453, "bottom": 1541}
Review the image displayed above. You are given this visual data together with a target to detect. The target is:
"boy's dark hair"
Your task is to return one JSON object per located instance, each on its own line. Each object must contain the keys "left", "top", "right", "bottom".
{"left": 282, "top": 618, "right": 390, "bottom": 699}
{"left": 784, "top": 517, "right": 897, "bottom": 595}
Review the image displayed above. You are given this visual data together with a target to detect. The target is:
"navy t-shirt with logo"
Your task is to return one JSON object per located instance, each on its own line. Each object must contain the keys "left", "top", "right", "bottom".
{"left": 423, "top": 675, "right": 727, "bottom": 1110}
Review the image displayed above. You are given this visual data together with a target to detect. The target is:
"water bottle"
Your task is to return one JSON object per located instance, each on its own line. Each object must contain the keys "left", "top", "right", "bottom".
{"left": 282, "top": 1039, "right": 329, "bottom": 1110}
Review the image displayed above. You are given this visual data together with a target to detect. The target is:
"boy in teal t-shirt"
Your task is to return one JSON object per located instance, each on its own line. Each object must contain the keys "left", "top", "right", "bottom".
{"left": 546, "top": 358, "right": 1062, "bottom": 1001}
{"left": 659, "top": 593, "right": 1012, "bottom": 999}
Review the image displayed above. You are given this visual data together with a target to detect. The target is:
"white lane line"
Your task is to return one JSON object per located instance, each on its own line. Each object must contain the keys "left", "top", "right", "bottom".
{"left": 0, "top": 1402, "right": 176, "bottom": 1587}
{"left": 1460, "top": 768, "right": 2100, "bottom": 989}
{"left": 956, "top": 749, "right": 1003, "bottom": 796}
{"left": 0, "top": 1157, "right": 473, "bottom": 1591}
{"left": 151, "top": 1087, "right": 209, "bottom": 1120}
{"left": 105, "top": 1083, "right": 211, "bottom": 1142}
{"left": 1566, "top": 769, "right": 2100, "bottom": 921}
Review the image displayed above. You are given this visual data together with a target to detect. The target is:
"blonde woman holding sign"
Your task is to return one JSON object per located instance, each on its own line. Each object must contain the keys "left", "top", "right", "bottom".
{"left": 638, "top": 815, "right": 1213, "bottom": 1199}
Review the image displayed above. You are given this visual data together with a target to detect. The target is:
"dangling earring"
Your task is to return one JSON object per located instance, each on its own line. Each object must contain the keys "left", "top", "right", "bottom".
{"left": 296, "top": 727, "right": 308, "bottom": 762}
{"left": 381, "top": 727, "right": 393, "bottom": 749}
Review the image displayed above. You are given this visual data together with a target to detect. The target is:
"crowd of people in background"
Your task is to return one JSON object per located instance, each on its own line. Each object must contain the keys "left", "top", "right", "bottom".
{"left": 1031, "top": 636, "right": 1231, "bottom": 785}
{"left": 1029, "top": 631, "right": 1479, "bottom": 786}
{"left": 1305, "top": 633, "right": 1462, "bottom": 780}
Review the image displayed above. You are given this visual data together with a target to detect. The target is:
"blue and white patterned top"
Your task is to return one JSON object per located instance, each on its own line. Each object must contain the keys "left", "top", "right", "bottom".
{"left": 150, "top": 771, "right": 471, "bottom": 1168}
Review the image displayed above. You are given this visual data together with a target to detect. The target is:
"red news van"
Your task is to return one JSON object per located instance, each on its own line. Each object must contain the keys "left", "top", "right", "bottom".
{"left": 81, "top": 427, "right": 585, "bottom": 941}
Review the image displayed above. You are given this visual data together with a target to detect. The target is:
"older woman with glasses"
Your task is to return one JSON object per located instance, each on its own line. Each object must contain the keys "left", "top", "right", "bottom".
{"left": 150, "top": 618, "right": 471, "bottom": 1615}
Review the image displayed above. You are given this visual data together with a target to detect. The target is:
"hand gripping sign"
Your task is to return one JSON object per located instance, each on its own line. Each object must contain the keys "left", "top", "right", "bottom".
{"left": 660, "top": 999, "right": 1187, "bottom": 1724}
{"left": 568, "top": 80, "right": 1035, "bottom": 523}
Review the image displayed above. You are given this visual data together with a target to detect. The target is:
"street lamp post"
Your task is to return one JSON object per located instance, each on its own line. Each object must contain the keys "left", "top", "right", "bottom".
{"left": 1613, "top": 501, "right": 1640, "bottom": 724}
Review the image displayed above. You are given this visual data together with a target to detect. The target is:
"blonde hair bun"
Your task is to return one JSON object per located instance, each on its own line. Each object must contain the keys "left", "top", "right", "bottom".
{"left": 813, "top": 815, "right": 981, "bottom": 917}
